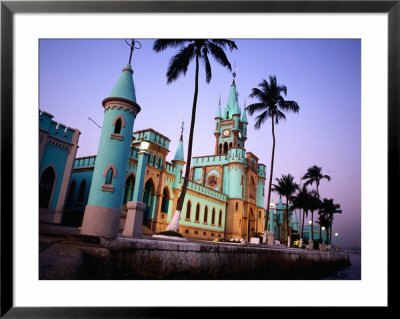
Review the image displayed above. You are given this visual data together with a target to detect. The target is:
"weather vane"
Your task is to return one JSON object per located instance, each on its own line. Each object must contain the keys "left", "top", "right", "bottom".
{"left": 125, "top": 39, "right": 142, "bottom": 64}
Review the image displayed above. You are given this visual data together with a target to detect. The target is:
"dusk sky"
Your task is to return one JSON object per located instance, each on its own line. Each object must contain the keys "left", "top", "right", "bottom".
{"left": 39, "top": 39, "right": 361, "bottom": 249}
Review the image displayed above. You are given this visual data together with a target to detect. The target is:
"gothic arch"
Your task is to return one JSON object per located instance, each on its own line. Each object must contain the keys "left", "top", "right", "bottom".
{"left": 111, "top": 114, "right": 126, "bottom": 127}
{"left": 102, "top": 163, "right": 118, "bottom": 178}
{"left": 39, "top": 165, "right": 57, "bottom": 208}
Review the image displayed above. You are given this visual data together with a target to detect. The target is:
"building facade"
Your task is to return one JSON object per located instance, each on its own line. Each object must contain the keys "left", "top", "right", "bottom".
{"left": 40, "top": 58, "right": 303, "bottom": 242}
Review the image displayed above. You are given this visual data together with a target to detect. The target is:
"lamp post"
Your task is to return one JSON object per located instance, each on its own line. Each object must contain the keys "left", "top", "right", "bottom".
{"left": 308, "top": 220, "right": 313, "bottom": 250}
{"left": 122, "top": 141, "right": 150, "bottom": 237}
{"left": 267, "top": 200, "right": 275, "bottom": 246}
{"left": 335, "top": 232, "right": 339, "bottom": 251}
{"left": 132, "top": 141, "right": 150, "bottom": 201}
{"left": 321, "top": 226, "right": 325, "bottom": 244}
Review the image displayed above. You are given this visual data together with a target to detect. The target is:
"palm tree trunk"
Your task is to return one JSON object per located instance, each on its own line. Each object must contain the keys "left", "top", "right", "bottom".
{"left": 300, "top": 208, "right": 306, "bottom": 247}
{"left": 285, "top": 197, "right": 290, "bottom": 246}
{"left": 263, "top": 115, "right": 275, "bottom": 243}
{"left": 166, "top": 53, "right": 199, "bottom": 232}
{"left": 319, "top": 213, "right": 322, "bottom": 242}
{"left": 311, "top": 211, "right": 314, "bottom": 241}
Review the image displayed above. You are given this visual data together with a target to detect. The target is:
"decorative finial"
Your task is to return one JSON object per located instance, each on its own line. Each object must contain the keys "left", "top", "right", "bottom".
{"left": 180, "top": 120, "right": 184, "bottom": 141}
{"left": 219, "top": 93, "right": 221, "bottom": 106}
{"left": 125, "top": 39, "right": 142, "bottom": 64}
{"left": 232, "top": 61, "right": 237, "bottom": 85}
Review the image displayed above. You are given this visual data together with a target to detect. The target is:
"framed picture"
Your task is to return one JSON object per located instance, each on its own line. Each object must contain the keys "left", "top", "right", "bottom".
{"left": 1, "top": 0, "right": 396, "bottom": 316}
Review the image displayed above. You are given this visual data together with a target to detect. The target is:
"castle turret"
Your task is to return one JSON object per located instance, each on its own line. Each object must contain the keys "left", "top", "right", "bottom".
{"left": 214, "top": 101, "right": 222, "bottom": 154}
{"left": 81, "top": 62, "right": 141, "bottom": 239}
{"left": 172, "top": 132, "right": 185, "bottom": 191}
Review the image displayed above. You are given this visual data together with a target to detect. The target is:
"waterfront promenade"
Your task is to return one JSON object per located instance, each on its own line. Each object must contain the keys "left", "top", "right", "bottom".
{"left": 39, "top": 224, "right": 350, "bottom": 280}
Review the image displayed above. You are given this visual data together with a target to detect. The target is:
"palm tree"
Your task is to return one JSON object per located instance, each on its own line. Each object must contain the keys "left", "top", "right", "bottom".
{"left": 272, "top": 174, "right": 299, "bottom": 245}
{"left": 153, "top": 39, "right": 237, "bottom": 232}
{"left": 291, "top": 185, "right": 313, "bottom": 245}
{"left": 307, "top": 192, "right": 322, "bottom": 242}
{"left": 302, "top": 165, "right": 331, "bottom": 198}
{"left": 246, "top": 76, "right": 299, "bottom": 243}
{"left": 319, "top": 198, "right": 342, "bottom": 244}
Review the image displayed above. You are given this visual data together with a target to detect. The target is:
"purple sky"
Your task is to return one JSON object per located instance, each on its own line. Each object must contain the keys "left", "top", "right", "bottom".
{"left": 39, "top": 39, "right": 361, "bottom": 249}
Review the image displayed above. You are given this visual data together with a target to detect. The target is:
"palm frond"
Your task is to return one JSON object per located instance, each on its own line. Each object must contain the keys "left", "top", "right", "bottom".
{"left": 245, "top": 102, "right": 267, "bottom": 116}
{"left": 166, "top": 45, "right": 195, "bottom": 83}
{"left": 201, "top": 47, "right": 212, "bottom": 83}
{"left": 254, "top": 110, "right": 269, "bottom": 129}
{"left": 206, "top": 42, "right": 232, "bottom": 70}
{"left": 153, "top": 39, "right": 190, "bottom": 52}
{"left": 210, "top": 39, "right": 238, "bottom": 51}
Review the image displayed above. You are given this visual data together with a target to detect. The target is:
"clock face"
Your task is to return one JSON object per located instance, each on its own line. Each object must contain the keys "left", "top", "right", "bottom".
{"left": 223, "top": 129, "right": 230, "bottom": 137}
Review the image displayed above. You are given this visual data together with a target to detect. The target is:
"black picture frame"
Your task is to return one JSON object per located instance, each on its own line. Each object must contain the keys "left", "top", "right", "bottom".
{"left": 1, "top": 1, "right": 396, "bottom": 317}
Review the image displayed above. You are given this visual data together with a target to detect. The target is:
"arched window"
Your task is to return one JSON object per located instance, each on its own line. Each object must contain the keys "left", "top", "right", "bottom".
{"left": 158, "top": 158, "right": 162, "bottom": 169}
{"left": 204, "top": 206, "right": 208, "bottom": 223}
{"left": 195, "top": 204, "right": 200, "bottom": 221}
{"left": 161, "top": 187, "right": 170, "bottom": 213}
{"left": 235, "top": 202, "right": 238, "bottom": 211}
{"left": 219, "top": 144, "right": 222, "bottom": 154}
{"left": 66, "top": 180, "right": 76, "bottom": 203}
{"left": 185, "top": 201, "right": 191, "bottom": 219}
{"left": 229, "top": 142, "right": 232, "bottom": 148}
{"left": 105, "top": 168, "right": 113, "bottom": 184}
{"left": 211, "top": 208, "right": 216, "bottom": 225}
{"left": 114, "top": 118, "right": 122, "bottom": 134}
{"left": 218, "top": 210, "right": 222, "bottom": 226}
{"left": 39, "top": 166, "right": 56, "bottom": 208}
{"left": 153, "top": 155, "right": 157, "bottom": 166}
{"left": 259, "top": 211, "right": 261, "bottom": 219}
{"left": 250, "top": 176, "right": 256, "bottom": 199}
{"left": 123, "top": 175, "right": 135, "bottom": 204}
{"left": 77, "top": 179, "right": 86, "bottom": 203}
{"left": 223, "top": 142, "right": 228, "bottom": 154}
{"left": 226, "top": 111, "right": 229, "bottom": 119}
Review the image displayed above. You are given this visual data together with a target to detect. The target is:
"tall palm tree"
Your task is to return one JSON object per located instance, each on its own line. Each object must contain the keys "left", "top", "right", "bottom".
{"left": 246, "top": 76, "right": 300, "bottom": 243}
{"left": 319, "top": 198, "right": 342, "bottom": 244}
{"left": 153, "top": 39, "right": 237, "bottom": 232}
{"left": 302, "top": 165, "right": 331, "bottom": 198}
{"left": 272, "top": 174, "right": 299, "bottom": 245}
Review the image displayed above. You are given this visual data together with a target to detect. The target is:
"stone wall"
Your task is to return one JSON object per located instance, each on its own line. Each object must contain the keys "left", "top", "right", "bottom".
{"left": 102, "top": 238, "right": 350, "bottom": 280}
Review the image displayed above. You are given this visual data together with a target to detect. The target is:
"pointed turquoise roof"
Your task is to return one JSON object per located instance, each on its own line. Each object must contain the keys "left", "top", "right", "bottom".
{"left": 108, "top": 64, "right": 137, "bottom": 103}
{"left": 242, "top": 108, "right": 248, "bottom": 123}
{"left": 173, "top": 134, "right": 185, "bottom": 162}
{"left": 216, "top": 104, "right": 222, "bottom": 119}
{"left": 224, "top": 83, "right": 240, "bottom": 118}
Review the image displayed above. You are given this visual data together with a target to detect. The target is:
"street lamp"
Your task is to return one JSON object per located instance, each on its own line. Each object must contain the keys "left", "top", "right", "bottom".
{"left": 321, "top": 226, "right": 325, "bottom": 244}
{"left": 132, "top": 141, "right": 150, "bottom": 202}
{"left": 335, "top": 232, "right": 339, "bottom": 251}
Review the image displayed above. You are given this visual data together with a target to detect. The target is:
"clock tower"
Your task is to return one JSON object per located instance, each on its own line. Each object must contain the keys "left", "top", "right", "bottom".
{"left": 214, "top": 76, "right": 247, "bottom": 155}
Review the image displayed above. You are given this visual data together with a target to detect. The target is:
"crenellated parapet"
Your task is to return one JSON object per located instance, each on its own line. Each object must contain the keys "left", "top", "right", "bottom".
{"left": 74, "top": 155, "right": 97, "bottom": 169}
{"left": 187, "top": 180, "right": 227, "bottom": 202}
{"left": 133, "top": 128, "right": 170, "bottom": 152}
{"left": 39, "top": 110, "right": 80, "bottom": 159}
{"left": 39, "top": 110, "right": 78, "bottom": 144}
{"left": 257, "top": 163, "right": 266, "bottom": 179}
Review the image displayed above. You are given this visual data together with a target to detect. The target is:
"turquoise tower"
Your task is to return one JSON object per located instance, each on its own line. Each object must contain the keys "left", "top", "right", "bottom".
{"left": 81, "top": 63, "right": 141, "bottom": 239}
